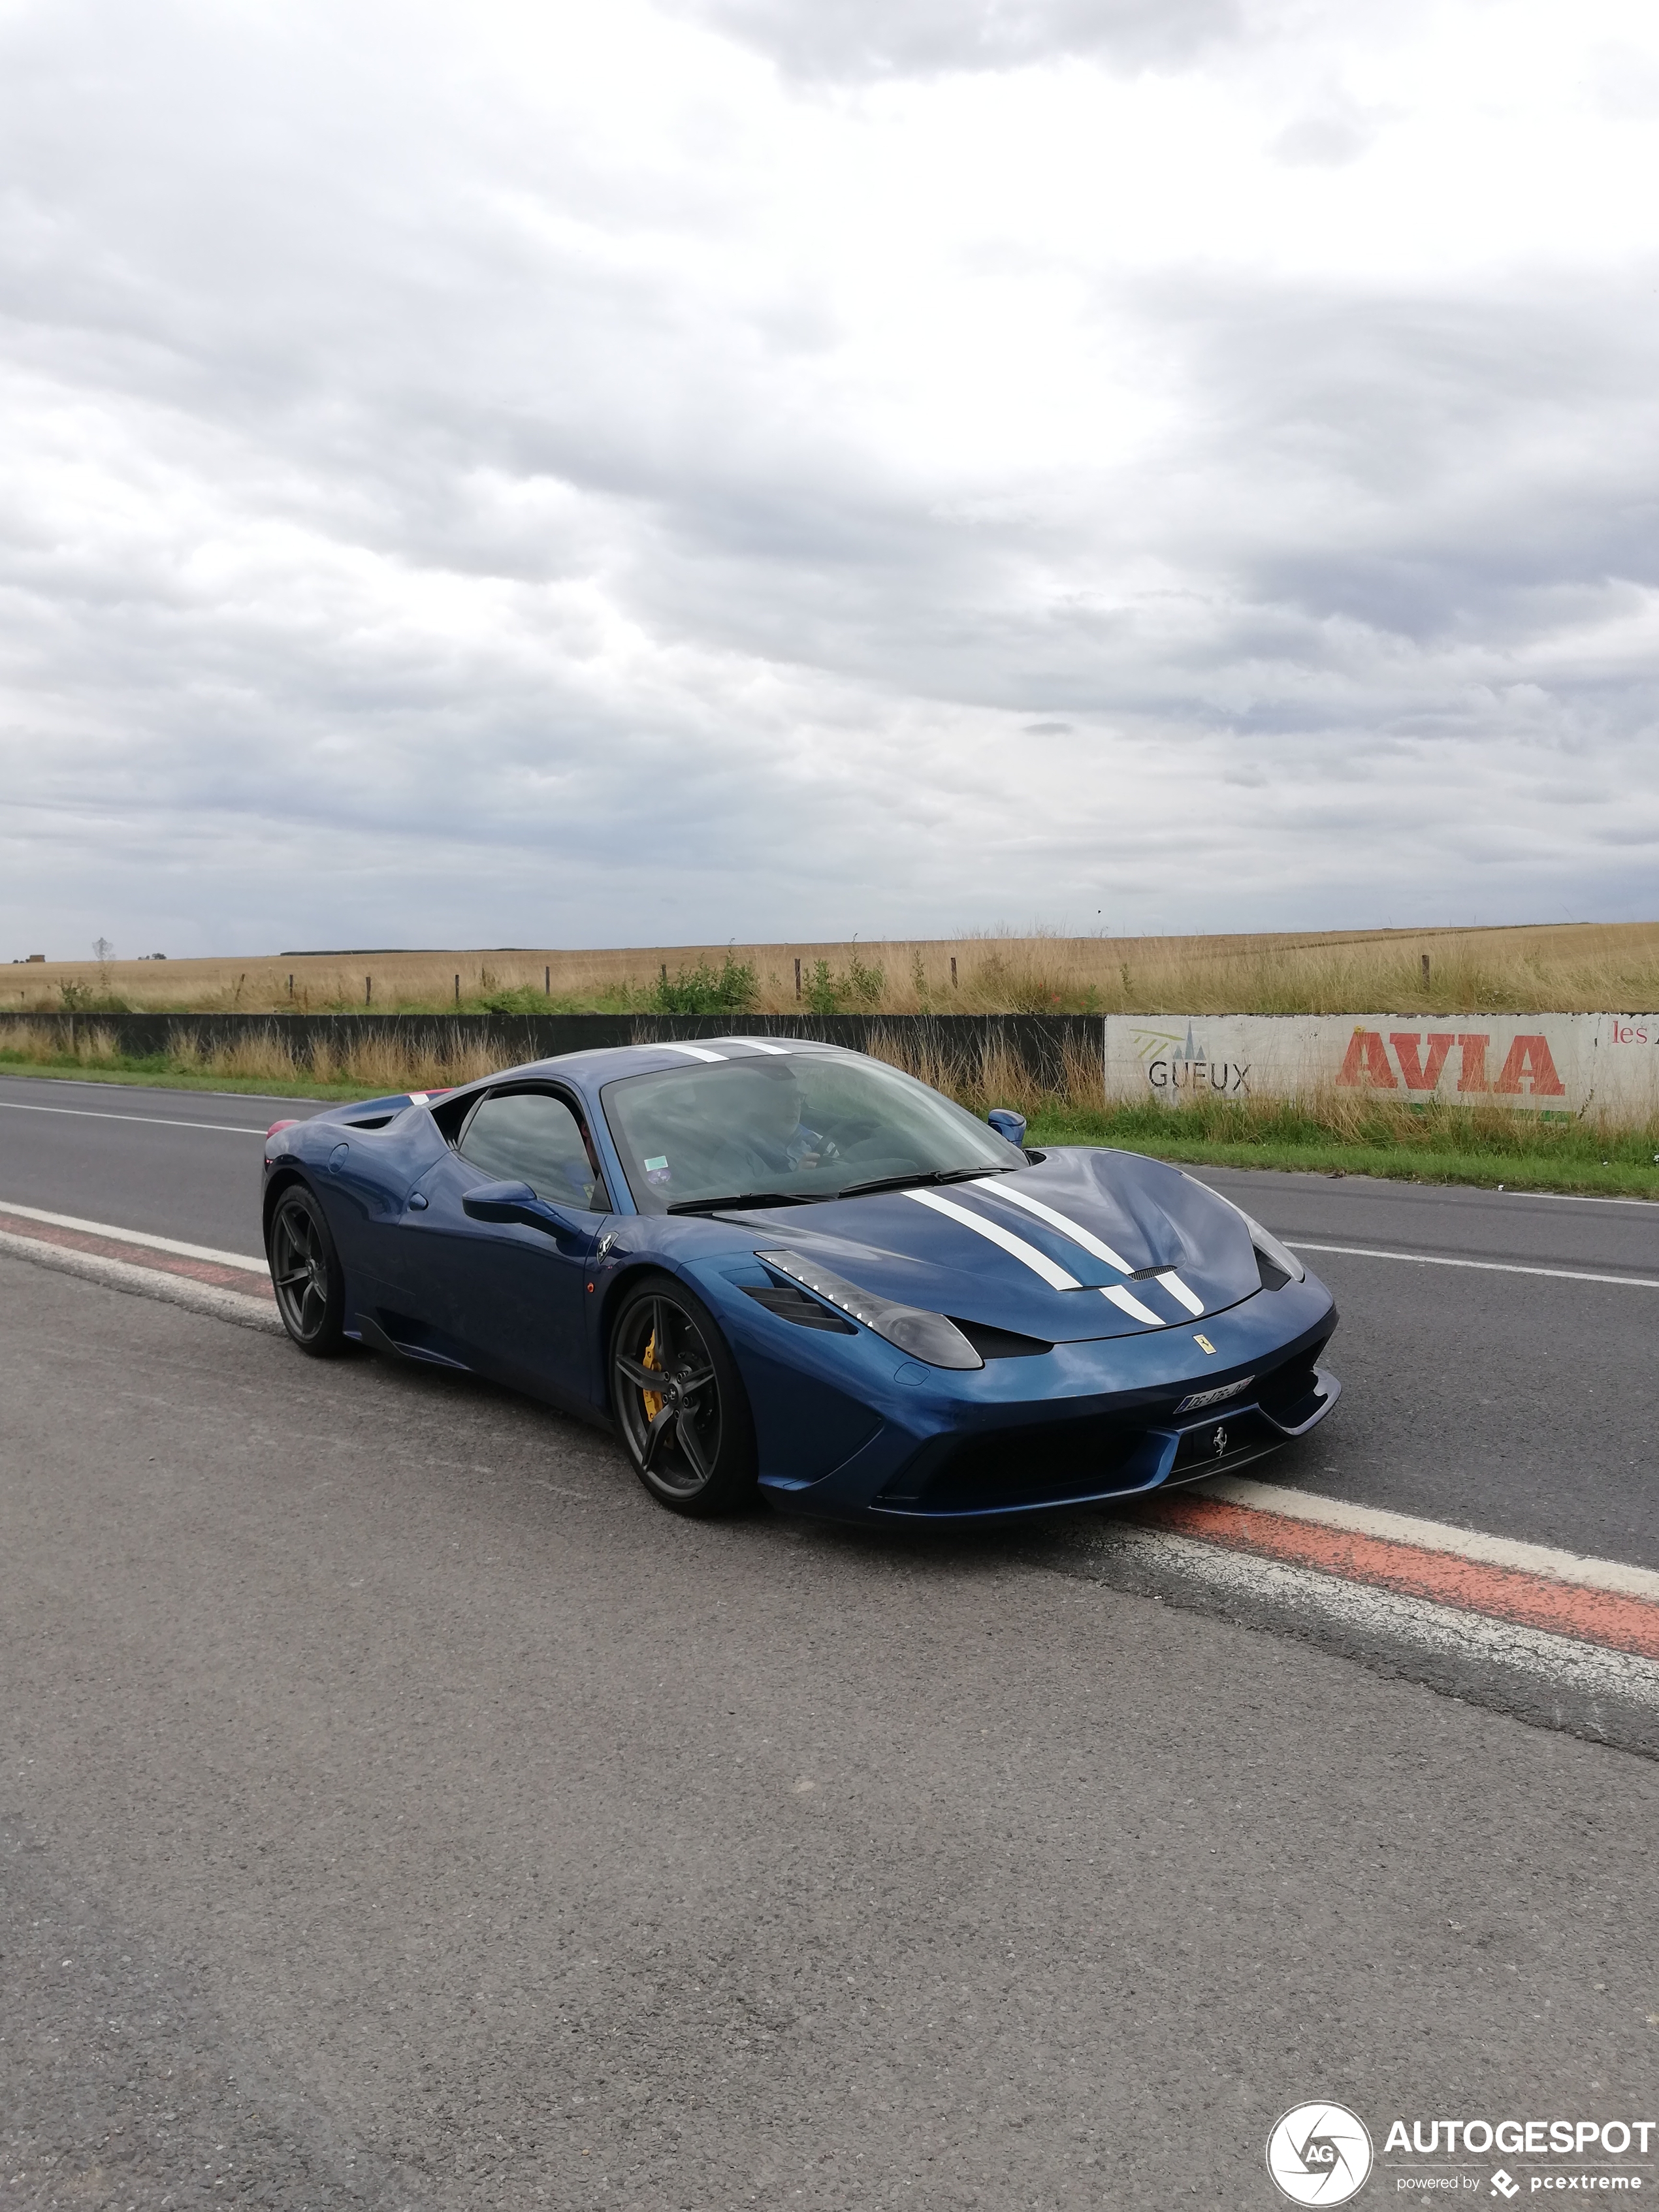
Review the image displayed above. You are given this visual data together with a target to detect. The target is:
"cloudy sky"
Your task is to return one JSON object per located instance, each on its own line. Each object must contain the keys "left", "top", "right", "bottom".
{"left": 2, "top": 0, "right": 1656, "bottom": 956}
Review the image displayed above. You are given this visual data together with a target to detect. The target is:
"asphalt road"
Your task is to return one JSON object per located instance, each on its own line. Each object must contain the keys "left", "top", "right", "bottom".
{"left": 3, "top": 1074, "right": 1655, "bottom": 1567}
{"left": 3, "top": 1255, "right": 1656, "bottom": 2211}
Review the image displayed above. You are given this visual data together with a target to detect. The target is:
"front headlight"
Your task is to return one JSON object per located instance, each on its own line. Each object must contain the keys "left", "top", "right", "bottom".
{"left": 1182, "top": 1174, "right": 1305, "bottom": 1286}
{"left": 756, "top": 1249, "right": 984, "bottom": 1370}
{"left": 1238, "top": 1208, "right": 1305, "bottom": 1285}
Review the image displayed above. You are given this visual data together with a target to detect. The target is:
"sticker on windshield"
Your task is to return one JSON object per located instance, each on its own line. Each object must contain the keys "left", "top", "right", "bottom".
{"left": 643, "top": 1154, "right": 671, "bottom": 1186}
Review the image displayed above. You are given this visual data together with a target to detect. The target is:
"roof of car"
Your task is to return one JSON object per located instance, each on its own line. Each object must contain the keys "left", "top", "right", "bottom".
{"left": 504, "top": 1036, "right": 849, "bottom": 1086}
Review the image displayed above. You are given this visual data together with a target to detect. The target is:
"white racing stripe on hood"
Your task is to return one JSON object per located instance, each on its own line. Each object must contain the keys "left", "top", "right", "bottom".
{"left": 972, "top": 1178, "right": 1133, "bottom": 1272}
{"left": 976, "top": 1176, "right": 1205, "bottom": 1321}
{"left": 905, "top": 1189, "right": 1081, "bottom": 1291}
{"left": 1102, "top": 1283, "right": 1165, "bottom": 1326}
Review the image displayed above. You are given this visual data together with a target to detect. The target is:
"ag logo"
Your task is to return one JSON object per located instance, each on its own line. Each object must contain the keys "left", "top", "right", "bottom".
{"left": 1266, "top": 2102, "right": 1373, "bottom": 2205}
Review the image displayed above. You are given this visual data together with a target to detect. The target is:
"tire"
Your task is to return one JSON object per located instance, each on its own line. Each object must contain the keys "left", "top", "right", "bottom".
{"left": 266, "top": 1183, "right": 349, "bottom": 1357}
{"left": 609, "top": 1272, "right": 758, "bottom": 1516}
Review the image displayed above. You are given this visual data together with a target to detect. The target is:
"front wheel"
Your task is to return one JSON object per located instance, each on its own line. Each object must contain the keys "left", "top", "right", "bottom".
{"left": 266, "top": 1184, "right": 348, "bottom": 1356}
{"left": 609, "top": 1274, "right": 757, "bottom": 1516}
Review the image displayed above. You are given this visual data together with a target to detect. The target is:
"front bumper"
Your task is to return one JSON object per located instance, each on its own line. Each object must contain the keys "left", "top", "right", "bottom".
{"left": 866, "top": 1360, "right": 1340, "bottom": 1519}
{"left": 726, "top": 1267, "right": 1342, "bottom": 1522}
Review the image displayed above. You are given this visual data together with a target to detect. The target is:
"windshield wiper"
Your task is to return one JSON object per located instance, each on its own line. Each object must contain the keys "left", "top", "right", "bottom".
{"left": 666, "top": 1190, "right": 821, "bottom": 1216}
{"left": 835, "top": 1164, "right": 1014, "bottom": 1200}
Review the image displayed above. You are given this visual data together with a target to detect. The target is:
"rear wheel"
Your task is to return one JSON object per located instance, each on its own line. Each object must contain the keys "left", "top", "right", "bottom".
{"left": 266, "top": 1185, "right": 347, "bottom": 1356}
{"left": 609, "top": 1274, "right": 756, "bottom": 1516}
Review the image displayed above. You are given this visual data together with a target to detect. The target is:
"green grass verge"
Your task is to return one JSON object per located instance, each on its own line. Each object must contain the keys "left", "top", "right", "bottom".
{"left": 1026, "top": 1107, "right": 1659, "bottom": 1198}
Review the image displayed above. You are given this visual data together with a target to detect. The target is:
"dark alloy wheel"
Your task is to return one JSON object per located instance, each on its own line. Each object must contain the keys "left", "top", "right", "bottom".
{"left": 266, "top": 1185, "right": 348, "bottom": 1356}
{"left": 609, "top": 1274, "right": 757, "bottom": 1516}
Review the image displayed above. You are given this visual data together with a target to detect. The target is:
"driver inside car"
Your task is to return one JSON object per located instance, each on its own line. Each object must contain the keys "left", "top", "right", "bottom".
{"left": 726, "top": 1063, "right": 831, "bottom": 1178}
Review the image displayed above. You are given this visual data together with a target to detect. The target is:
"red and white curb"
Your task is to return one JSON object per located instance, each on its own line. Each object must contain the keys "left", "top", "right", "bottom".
{"left": 1051, "top": 1481, "right": 1659, "bottom": 1755}
{"left": 0, "top": 1202, "right": 282, "bottom": 1334}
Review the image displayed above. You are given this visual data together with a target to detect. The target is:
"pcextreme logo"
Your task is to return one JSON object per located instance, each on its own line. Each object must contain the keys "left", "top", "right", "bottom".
{"left": 1266, "top": 2102, "right": 1374, "bottom": 2205}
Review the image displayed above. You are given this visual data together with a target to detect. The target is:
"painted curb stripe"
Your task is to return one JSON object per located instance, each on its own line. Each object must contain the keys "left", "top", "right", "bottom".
{"left": 0, "top": 1227, "right": 283, "bottom": 1332}
{"left": 1206, "top": 1477, "right": 1659, "bottom": 1604}
{"left": 1293, "top": 1241, "right": 1659, "bottom": 1290}
{"left": 905, "top": 1188, "right": 1081, "bottom": 1290}
{"left": 1065, "top": 1521, "right": 1659, "bottom": 1735}
{"left": 0, "top": 1200, "right": 266, "bottom": 1272}
{"left": 0, "top": 1210, "right": 274, "bottom": 1299}
{"left": 1135, "top": 1492, "right": 1659, "bottom": 1660}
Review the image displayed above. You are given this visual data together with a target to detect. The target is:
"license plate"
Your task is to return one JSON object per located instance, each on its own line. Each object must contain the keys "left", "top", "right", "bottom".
{"left": 1175, "top": 1375, "right": 1254, "bottom": 1415}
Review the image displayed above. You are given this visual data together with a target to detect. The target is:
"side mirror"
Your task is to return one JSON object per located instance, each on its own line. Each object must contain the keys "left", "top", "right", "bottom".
{"left": 462, "top": 1179, "right": 540, "bottom": 1225}
{"left": 986, "top": 1108, "right": 1027, "bottom": 1149}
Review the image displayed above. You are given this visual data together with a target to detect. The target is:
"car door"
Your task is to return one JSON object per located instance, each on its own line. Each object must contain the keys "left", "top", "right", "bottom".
{"left": 397, "top": 1085, "right": 609, "bottom": 1406}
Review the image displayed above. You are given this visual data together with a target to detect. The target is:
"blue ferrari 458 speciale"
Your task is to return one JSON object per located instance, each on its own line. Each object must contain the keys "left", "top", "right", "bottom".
{"left": 261, "top": 1038, "right": 1339, "bottom": 1520}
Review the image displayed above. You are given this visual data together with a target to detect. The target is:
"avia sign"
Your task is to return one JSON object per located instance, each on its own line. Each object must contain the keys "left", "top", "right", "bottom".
{"left": 1103, "top": 1014, "right": 1659, "bottom": 1115}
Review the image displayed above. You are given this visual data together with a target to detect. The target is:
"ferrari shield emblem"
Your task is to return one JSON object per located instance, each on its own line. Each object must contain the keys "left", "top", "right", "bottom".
{"left": 1193, "top": 1333, "right": 1217, "bottom": 1354}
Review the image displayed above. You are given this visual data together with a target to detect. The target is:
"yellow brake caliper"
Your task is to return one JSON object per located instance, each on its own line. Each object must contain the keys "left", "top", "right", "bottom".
{"left": 641, "top": 1329, "right": 664, "bottom": 1422}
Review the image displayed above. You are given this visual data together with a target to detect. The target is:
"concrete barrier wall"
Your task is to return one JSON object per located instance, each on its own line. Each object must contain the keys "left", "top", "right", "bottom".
{"left": 6, "top": 1007, "right": 1656, "bottom": 1114}
{"left": 0, "top": 1009, "right": 1101, "bottom": 1091}
{"left": 1105, "top": 1013, "right": 1659, "bottom": 1115}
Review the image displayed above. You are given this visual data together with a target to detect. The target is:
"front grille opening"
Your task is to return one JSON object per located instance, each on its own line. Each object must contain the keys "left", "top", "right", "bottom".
{"left": 879, "top": 1414, "right": 1152, "bottom": 1516}
{"left": 1255, "top": 1355, "right": 1325, "bottom": 1423}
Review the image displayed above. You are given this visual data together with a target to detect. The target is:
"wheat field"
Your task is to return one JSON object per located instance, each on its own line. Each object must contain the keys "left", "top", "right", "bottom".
{"left": 8, "top": 920, "right": 1657, "bottom": 1018}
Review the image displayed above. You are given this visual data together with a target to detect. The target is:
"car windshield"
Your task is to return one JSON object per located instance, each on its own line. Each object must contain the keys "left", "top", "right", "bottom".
{"left": 600, "top": 1050, "right": 1023, "bottom": 1215}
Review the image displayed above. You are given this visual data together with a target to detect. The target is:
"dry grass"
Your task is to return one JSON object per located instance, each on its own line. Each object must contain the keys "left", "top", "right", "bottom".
{"left": 8, "top": 919, "right": 1658, "bottom": 1018}
{"left": 0, "top": 1018, "right": 513, "bottom": 1095}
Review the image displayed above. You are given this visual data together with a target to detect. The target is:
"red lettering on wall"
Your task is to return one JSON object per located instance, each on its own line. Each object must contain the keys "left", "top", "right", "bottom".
{"left": 1390, "top": 1032, "right": 1457, "bottom": 1091}
{"left": 1336, "top": 1029, "right": 1397, "bottom": 1089}
{"left": 1455, "top": 1033, "right": 1491, "bottom": 1093}
{"left": 1492, "top": 1034, "right": 1567, "bottom": 1097}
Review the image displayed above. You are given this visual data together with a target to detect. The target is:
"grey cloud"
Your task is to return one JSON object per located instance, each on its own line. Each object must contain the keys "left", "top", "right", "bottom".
{"left": 1, "top": 0, "right": 1656, "bottom": 956}
{"left": 673, "top": 0, "right": 1241, "bottom": 82}
{"left": 1270, "top": 106, "right": 1381, "bottom": 167}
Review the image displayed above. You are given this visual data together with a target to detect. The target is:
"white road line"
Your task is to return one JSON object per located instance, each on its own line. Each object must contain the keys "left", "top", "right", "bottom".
{"left": 1498, "top": 1189, "right": 1659, "bottom": 1209}
{"left": 1292, "top": 1241, "right": 1659, "bottom": 1289}
{"left": 0, "top": 1099, "right": 265, "bottom": 1134}
{"left": 905, "top": 1188, "right": 1081, "bottom": 1290}
{"left": 1204, "top": 1477, "right": 1659, "bottom": 1604}
{"left": 0, "top": 1201, "right": 267, "bottom": 1271}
